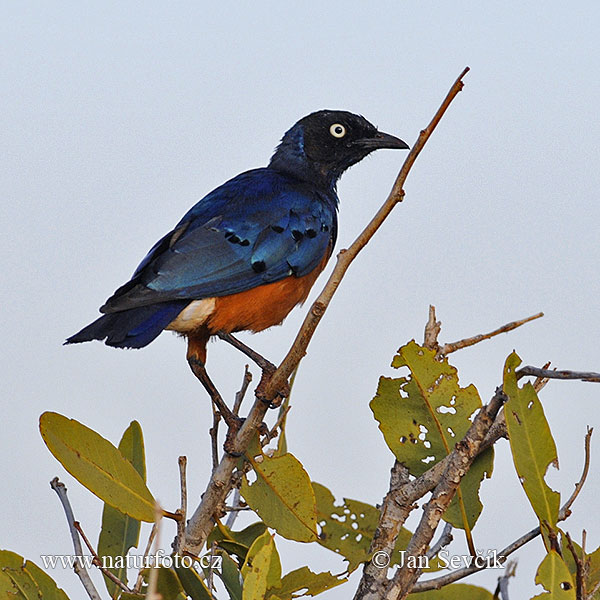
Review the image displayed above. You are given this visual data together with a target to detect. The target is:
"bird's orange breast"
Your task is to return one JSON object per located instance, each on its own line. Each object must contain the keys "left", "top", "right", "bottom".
{"left": 205, "top": 252, "right": 330, "bottom": 334}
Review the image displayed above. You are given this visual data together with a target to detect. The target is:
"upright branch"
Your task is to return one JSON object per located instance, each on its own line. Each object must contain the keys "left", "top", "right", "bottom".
{"left": 181, "top": 67, "right": 471, "bottom": 557}
{"left": 50, "top": 478, "right": 102, "bottom": 600}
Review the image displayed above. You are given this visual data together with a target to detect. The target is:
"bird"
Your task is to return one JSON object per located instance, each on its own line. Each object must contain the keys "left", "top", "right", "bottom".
{"left": 66, "top": 110, "right": 408, "bottom": 406}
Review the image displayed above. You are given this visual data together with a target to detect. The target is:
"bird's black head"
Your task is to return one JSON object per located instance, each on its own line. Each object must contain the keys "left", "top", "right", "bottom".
{"left": 269, "top": 110, "right": 409, "bottom": 189}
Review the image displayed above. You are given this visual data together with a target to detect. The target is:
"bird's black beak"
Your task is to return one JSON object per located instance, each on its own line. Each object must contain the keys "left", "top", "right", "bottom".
{"left": 355, "top": 130, "right": 410, "bottom": 151}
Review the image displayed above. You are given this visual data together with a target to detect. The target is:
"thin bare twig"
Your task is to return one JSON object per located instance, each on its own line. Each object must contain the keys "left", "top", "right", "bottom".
{"left": 424, "top": 305, "right": 441, "bottom": 352}
{"left": 533, "top": 361, "right": 552, "bottom": 393}
{"left": 50, "top": 478, "right": 102, "bottom": 600}
{"left": 426, "top": 523, "right": 453, "bottom": 560}
{"left": 265, "top": 66, "right": 471, "bottom": 404}
{"left": 494, "top": 560, "right": 517, "bottom": 600}
{"left": 225, "top": 488, "right": 243, "bottom": 529}
{"left": 182, "top": 65, "right": 470, "bottom": 559}
{"left": 210, "top": 401, "right": 220, "bottom": 470}
{"left": 413, "top": 428, "right": 593, "bottom": 592}
{"left": 565, "top": 532, "right": 585, "bottom": 600}
{"left": 439, "top": 312, "right": 543, "bottom": 356}
{"left": 133, "top": 523, "right": 158, "bottom": 593}
{"left": 146, "top": 503, "right": 164, "bottom": 600}
{"left": 175, "top": 456, "right": 188, "bottom": 552}
{"left": 233, "top": 365, "right": 253, "bottom": 416}
{"left": 73, "top": 521, "right": 132, "bottom": 593}
{"left": 561, "top": 427, "right": 593, "bottom": 520}
{"left": 517, "top": 366, "right": 600, "bottom": 383}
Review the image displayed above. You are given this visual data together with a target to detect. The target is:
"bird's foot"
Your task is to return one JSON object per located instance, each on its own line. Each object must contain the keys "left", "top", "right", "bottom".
{"left": 255, "top": 364, "right": 290, "bottom": 408}
{"left": 223, "top": 418, "right": 269, "bottom": 457}
{"left": 223, "top": 416, "right": 245, "bottom": 457}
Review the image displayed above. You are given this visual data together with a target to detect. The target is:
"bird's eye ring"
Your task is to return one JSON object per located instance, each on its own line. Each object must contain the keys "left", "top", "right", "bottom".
{"left": 329, "top": 123, "right": 346, "bottom": 138}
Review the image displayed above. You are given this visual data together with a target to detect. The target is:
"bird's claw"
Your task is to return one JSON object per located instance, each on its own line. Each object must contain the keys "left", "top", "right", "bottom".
{"left": 255, "top": 366, "right": 290, "bottom": 408}
{"left": 223, "top": 415, "right": 246, "bottom": 457}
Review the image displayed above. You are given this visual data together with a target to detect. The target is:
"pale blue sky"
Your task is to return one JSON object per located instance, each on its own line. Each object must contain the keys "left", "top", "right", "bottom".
{"left": 2, "top": 2, "right": 600, "bottom": 598}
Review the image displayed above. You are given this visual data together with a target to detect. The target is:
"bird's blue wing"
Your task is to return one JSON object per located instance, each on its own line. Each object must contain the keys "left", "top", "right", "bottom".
{"left": 101, "top": 169, "right": 337, "bottom": 313}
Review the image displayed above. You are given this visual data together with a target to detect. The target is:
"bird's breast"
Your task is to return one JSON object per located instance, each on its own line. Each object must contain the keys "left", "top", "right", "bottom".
{"left": 166, "top": 251, "right": 329, "bottom": 336}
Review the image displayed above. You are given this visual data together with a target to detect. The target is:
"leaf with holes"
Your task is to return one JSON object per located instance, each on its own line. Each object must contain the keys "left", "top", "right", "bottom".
{"left": 241, "top": 453, "right": 317, "bottom": 542}
{"left": 370, "top": 341, "right": 490, "bottom": 534}
{"left": 504, "top": 352, "right": 560, "bottom": 527}
{"left": 312, "top": 483, "right": 437, "bottom": 574}
{"left": 532, "top": 550, "right": 575, "bottom": 599}
{"left": 40, "top": 412, "right": 155, "bottom": 522}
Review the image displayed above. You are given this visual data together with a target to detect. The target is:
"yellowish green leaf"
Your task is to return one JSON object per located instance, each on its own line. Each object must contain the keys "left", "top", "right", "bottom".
{"left": 532, "top": 550, "right": 575, "bottom": 599}
{"left": 98, "top": 420, "right": 145, "bottom": 597}
{"left": 267, "top": 566, "right": 346, "bottom": 599}
{"left": 39, "top": 412, "right": 155, "bottom": 522}
{"left": 208, "top": 522, "right": 268, "bottom": 562}
{"left": 370, "top": 341, "right": 489, "bottom": 538}
{"left": 312, "top": 483, "right": 435, "bottom": 574}
{"left": 0, "top": 551, "right": 41, "bottom": 600}
{"left": 21, "top": 560, "right": 70, "bottom": 600}
{"left": 173, "top": 563, "right": 212, "bottom": 600}
{"left": 503, "top": 353, "right": 560, "bottom": 527}
{"left": 242, "top": 534, "right": 275, "bottom": 600}
{"left": 0, "top": 569, "right": 24, "bottom": 599}
{"left": 443, "top": 447, "right": 494, "bottom": 530}
{"left": 218, "top": 550, "right": 243, "bottom": 600}
{"left": 141, "top": 567, "right": 187, "bottom": 600}
{"left": 241, "top": 453, "right": 317, "bottom": 542}
{"left": 243, "top": 532, "right": 281, "bottom": 592}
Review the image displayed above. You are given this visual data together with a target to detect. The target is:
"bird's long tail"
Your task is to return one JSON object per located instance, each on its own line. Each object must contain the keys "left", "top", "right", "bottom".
{"left": 65, "top": 301, "right": 188, "bottom": 349}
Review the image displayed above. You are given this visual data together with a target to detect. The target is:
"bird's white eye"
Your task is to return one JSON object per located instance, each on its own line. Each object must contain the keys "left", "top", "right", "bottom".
{"left": 329, "top": 123, "right": 346, "bottom": 138}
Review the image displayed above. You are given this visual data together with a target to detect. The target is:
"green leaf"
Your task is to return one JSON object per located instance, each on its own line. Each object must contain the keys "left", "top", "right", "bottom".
{"left": 370, "top": 341, "right": 491, "bottom": 535}
{"left": 243, "top": 532, "right": 281, "bottom": 592}
{"left": 208, "top": 521, "right": 268, "bottom": 561}
{"left": 21, "top": 560, "right": 70, "bottom": 600}
{"left": 241, "top": 534, "right": 275, "bottom": 600}
{"left": 241, "top": 453, "right": 317, "bottom": 542}
{"left": 313, "top": 482, "right": 378, "bottom": 572}
{"left": 0, "top": 569, "right": 24, "bottom": 599}
{"left": 40, "top": 412, "right": 155, "bottom": 522}
{"left": 409, "top": 583, "right": 495, "bottom": 598}
{"left": 218, "top": 551, "right": 243, "bottom": 600}
{"left": 0, "top": 551, "right": 42, "bottom": 600}
{"left": 267, "top": 566, "right": 346, "bottom": 599}
{"left": 98, "top": 421, "right": 145, "bottom": 597}
{"left": 560, "top": 534, "right": 600, "bottom": 598}
{"left": 532, "top": 550, "right": 575, "bottom": 599}
{"left": 173, "top": 563, "right": 212, "bottom": 600}
{"left": 443, "top": 447, "right": 494, "bottom": 530}
{"left": 141, "top": 567, "right": 187, "bottom": 600}
{"left": 503, "top": 353, "right": 560, "bottom": 527}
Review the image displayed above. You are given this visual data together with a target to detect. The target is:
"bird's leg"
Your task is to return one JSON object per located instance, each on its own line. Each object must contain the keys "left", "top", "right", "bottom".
{"left": 217, "top": 332, "right": 276, "bottom": 372}
{"left": 217, "top": 332, "right": 290, "bottom": 407}
{"left": 187, "top": 333, "right": 244, "bottom": 455}
{"left": 187, "top": 357, "right": 239, "bottom": 428}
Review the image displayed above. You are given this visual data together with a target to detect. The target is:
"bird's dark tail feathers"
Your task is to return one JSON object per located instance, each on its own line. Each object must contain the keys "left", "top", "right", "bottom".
{"left": 65, "top": 301, "right": 188, "bottom": 349}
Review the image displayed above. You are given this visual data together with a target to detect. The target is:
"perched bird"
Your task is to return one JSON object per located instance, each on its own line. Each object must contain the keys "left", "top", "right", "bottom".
{"left": 67, "top": 111, "right": 408, "bottom": 377}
